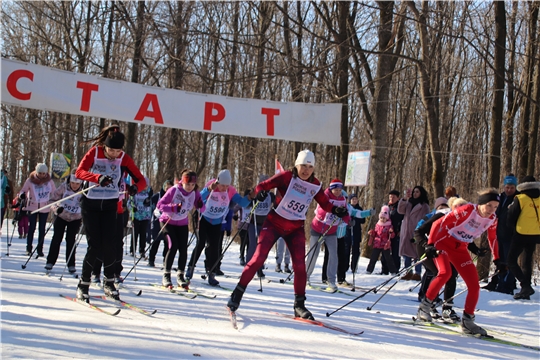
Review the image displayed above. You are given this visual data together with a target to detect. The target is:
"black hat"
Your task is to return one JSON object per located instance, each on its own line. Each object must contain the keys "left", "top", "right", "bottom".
{"left": 520, "top": 175, "right": 536, "bottom": 183}
{"left": 104, "top": 130, "right": 125, "bottom": 149}
{"left": 389, "top": 190, "right": 400, "bottom": 196}
{"left": 348, "top": 193, "right": 358, "bottom": 200}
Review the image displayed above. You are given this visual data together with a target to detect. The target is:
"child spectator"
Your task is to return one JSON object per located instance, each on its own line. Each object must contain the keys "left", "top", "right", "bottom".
{"left": 366, "top": 206, "right": 397, "bottom": 274}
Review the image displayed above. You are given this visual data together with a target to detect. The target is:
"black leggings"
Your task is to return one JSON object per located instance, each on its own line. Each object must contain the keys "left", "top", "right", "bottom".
{"left": 162, "top": 223, "right": 189, "bottom": 272}
{"left": 507, "top": 237, "right": 538, "bottom": 288}
{"left": 130, "top": 219, "right": 149, "bottom": 255}
{"left": 46, "top": 217, "right": 82, "bottom": 267}
{"left": 188, "top": 217, "right": 222, "bottom": 272}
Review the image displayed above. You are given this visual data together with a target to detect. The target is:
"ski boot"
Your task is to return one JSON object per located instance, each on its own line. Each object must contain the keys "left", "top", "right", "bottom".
{"left": 293, "top": 294, "right": 314, "bottom": 320}
{"left": 275, "top": 264, "right": 282, "bottom": 273}
{"left": 103, "top": 278, "right": 120, "bottom": 300}
{"left": 461, "top": 312, "right": 487, "bottom": 336}
{"left": 76, "top": 280, "right": 91, "bottom": 303}
{"left": 239, "top": 256, "right": 246, "bottom": 266}
{"left": 442, "top": 304, "right": 461, "bottom": 323}
{"left": 177, "top": 271, "right": 189, "bottom": 289}
{"left": 416, "top": 298, "right": 433, "bottom": 322}
{"left": 326, "top": 282, "right": 338, "bottom": 293}
{"left": 207, "top": 272, "right": 219, "bottom": 286}
{"left": 91, "top": 274, "right": 101, "bottom": 286}
{"left": 284, "top": 264, "right": 292, "bottom": 274}
{"left": 162, "top": 272, "right": 173, "bottom": 288}
{"left": 257, "top": 269, "right": 265, "bottom": 279}
{"left": 68, "top": 266, "right": 77, "bottom": 274}
{"left": 45, "top": 263, "right": 53, "bottom": 272}
{"left": 147, "top": 259, "right": 155, "bottom": 267}
{"left": 227, "top": 285, "right": 245, "bottom": 312}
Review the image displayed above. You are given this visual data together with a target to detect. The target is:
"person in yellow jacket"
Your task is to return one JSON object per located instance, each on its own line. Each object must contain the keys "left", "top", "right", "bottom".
{"left": 506, "top": 175, "right": 540, "bottom": 300}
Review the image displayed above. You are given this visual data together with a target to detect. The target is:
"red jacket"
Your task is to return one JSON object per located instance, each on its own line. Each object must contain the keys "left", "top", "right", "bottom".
{"left": 76, "top": 146, "right": 146, "bottom": 195}
{"left": 254, "top": 171, "right": 334, "bottom": 233}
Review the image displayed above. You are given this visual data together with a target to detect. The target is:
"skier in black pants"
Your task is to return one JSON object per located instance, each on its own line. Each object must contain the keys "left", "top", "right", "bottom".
{"left": 75, "top": 125, "right": 146, "bottom": 302}
{"left": 147, "top": 180, "right": 173, "bottom": 267}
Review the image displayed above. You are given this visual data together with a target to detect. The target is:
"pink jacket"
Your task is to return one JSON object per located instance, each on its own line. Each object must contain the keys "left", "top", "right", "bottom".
{"left": 19, "top": 172, "right": 57, "bottom": 213}
{"left": 311, "top": 188, "right": 350, "bottom": 235}
{"left": 368, "top": 222, "right": 394, "bottom": 249}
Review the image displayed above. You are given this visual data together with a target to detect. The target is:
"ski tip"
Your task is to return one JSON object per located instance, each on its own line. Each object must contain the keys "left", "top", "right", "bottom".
{"left": 136, "top": 290, "right": 143, "bottom": 296}
{"left": 112, "top": 309, "right": 121, "bottom": 316}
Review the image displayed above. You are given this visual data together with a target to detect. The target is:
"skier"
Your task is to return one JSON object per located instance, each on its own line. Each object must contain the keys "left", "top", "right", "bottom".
{"left": 157, "top": 169, "right": 204, "bottom": 288}
{"left": 18, "top": 163, "right": 57, "bottom": 256}
{"left": 127, "top": 176, "right": 152, "bottom": 258}
{"left": 417, "top": 188, "right": 500, "bottom": 336}
{"left": 75, "top": 125, "right": 146, "bottom": 302}
{"left": 185, "top": 169, "right": 252, "bottom": 286}
{"left": 305, "top": 178, "right": 351, "bottom": 292}
{"left": 227, "top": 150, "right": 348, "bottom": 320}
{"left": 45, "top": 170, "right": 83, "bottom": 274}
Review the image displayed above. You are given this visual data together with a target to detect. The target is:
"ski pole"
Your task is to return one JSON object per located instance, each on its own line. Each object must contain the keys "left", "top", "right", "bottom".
{"left": 122, "top": 217, "right": 171, "bottom": 282}
{"left": 408, "top": 280, "right": 422, "bottom": 292}
{"left": 326, "top": 257, "right": 428, "bottom": 317}
{"left": 31, "top": 185, "right": 98, "bottom": 214}
{"left": 59, "top": 224, "right": 85, "bottom": 281}
{"left": 254, "top": 213, "right": 263, "bottom": 293}
{"left": 202, "top": 201, "right": 260, "bottom": 280}
{"left": 33, "top": 215, "right": 56, "bottom": 259}
{"left": 6, "top": 220, "right": 16, "bottom": 256}
{"left": 367, "top": 278, "right": 399, "bottom": 311}
{"left": 280, "top": 217, "right": 339, "bottom": 284}
{"left": 436, "top": 270, "right": 499, "bottom": 308}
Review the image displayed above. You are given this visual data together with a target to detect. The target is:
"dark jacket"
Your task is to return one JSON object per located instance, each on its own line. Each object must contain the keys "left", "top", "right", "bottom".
{"left": 387, "top": 200, "right": 404, "bottom": 236}
{"left": 496, "top": 190, "right": 518, "bottom": 243}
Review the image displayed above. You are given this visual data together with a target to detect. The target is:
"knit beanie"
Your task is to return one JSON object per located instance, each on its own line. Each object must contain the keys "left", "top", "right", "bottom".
{"left": 295, "top": 149, "right": 315, "bottom": 167}
{"left": 35, "top": 163, "right": 48, "bottom": 174}
{"left": 217, "top": 169, "right": 232, "bottom": 186}
{"left": 503, "top": 174, "right": 518, "bottom": 186}
{"left": 329, "top": 178, "right": 343, "bottom": 190}
{"left": 434, "top": 197, "right": 448, "bottom": 209}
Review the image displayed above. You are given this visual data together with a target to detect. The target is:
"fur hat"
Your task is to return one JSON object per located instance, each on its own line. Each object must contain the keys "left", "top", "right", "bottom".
{"left": 329, "top": 178, "right": 343, "bottom": 190}
{"left": 517, "top": 176, "right": 539, "bottom": 192}
{"left": 434, "top": 197, "right": 448, "bottom": 209}
{"left": 217, "top": 169, "right": 232, "bottom": 186}
{"left": 379, "top": 205, "right": 390, "bottom": 219}
{"left": 35, "top": 163, "right": 48, "bottom": 174}
{"left": 295, "top": 149, "right": 315, "bottom": 167}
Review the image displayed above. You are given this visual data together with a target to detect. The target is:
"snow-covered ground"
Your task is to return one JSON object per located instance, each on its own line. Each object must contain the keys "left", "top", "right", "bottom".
{"left": 1, "top": 221, "right": 539, "bottom": 359}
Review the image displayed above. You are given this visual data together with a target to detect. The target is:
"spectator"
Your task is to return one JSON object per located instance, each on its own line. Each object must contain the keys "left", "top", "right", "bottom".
{"left": 381, "top": 190, "right": 404, "bottom": 274}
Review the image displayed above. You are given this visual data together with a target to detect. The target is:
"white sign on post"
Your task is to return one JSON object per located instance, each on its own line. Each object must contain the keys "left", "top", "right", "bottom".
{"left": 344, "top": 151, "right": 371, "bottom": 186}
{"left": 1, "top": 59, "right": 342, "bottom": 145}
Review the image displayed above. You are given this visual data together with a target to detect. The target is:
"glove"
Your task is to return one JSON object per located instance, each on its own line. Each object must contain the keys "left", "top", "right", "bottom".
{"left": 370, "top": 208, "right": 376, "bottom": 216}
{"left": 175, "top": 203, "right": 182, "bottom": 213}
{"left": 226, "top": 230, "right": 231, "bottom": 237}
{"left": 128, "top": 184, "right": 138, "bottom": 196}
{"left": 19, "top": 193, "right": 26, "bottom": 200}
{"left": 424, "top": 245, "right": 439, "bottom": 259}
{"left": 493, "top": 259, "right": 507, "bottom": 273}
{"left": 256, "top": 190, "right": 268, "bottom": 202}
{"left": 56, "top": 207, "right": 64, "bottom": 215}
{"left": 331, "top": 206, "right": 348, "bottom": 218}
{"left": 132, "top": 206, "right": 137, "bottom": 213}
{"left": 5, "top": 185, "right": 10, "bottom": 194}
{"left": 98, "top": 175, "right": 113, "bottom": 187}
{"left": 143, "top": 197, "right": 151, "bottom": 206}
{"left": 467, "top": 242, "right": 488, "bottom": 257}
{"left": 409, "top": 238, "right": 416, "bottom": 243}
{"left": 12, "top": 219, "right": 17, "bottom": 225}
{"left": 233, "top": 215, "right": 239, "bottom": 221}
{"left": 196, "top": 198, "right": 204, "bottom": 209}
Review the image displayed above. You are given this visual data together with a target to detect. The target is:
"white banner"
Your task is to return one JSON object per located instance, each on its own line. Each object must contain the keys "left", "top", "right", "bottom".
{"left": 1, "top": 59, "right": 341, "bottom": 145}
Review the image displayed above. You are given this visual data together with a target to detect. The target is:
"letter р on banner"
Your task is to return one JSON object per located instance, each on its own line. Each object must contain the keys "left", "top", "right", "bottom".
{"left": 50, "top": 153, "right": 72, "bottom": 180}
{"left": 344, "top": 151, "right": 371, "bottom": 187}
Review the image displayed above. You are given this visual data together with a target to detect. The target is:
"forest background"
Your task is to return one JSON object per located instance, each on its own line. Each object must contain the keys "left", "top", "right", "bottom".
{"left": 1, "top": 1, "right": 539, "bottom": 278}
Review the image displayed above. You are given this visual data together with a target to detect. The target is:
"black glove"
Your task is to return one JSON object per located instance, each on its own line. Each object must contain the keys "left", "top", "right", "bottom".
{"left": 143, "top": 197, "right": 151, "bottom": 206}
{"left": 128, "top": 184, "right": 138, "bottom": 196}
{"left": 98, "top": 175, "right": 113, "bottom": 187}
{"left": 256, "top": 190, "right": 268, "bottom": 202}
{"left": 175, "top": 203, "right": 182, "bottom": 213}
{"left": 410, "top": 238, "right": 416, "bottom": 243}
{"left": 132, "top": 206, "right": 137, "bottom": 213}
{"left": 19, "top": 193, "right": 26, "bottom": 200}
{"left": 5, "top": 185, "right": 10, "bottom": 194}
{"left": 493, "top": 259, "right": 507, "bottom": 273}
{"left": 56, "top": 206, "right": 64, "bottom": 215}
{"left": 196, "top": 198, "right": 204, "bottom": 209}
{"left": 233, "top": 215, "right": 239, "bottom": 221}
{"left": 424, "top": 245, "right": 439, "bottom": 259}
{"left": 226, "top": 230, "right": 231, "bottom": 237}
{"left": 467, "top": 242, "right": 488, "bottom": 257}
{"left": 331, "top": 206, "right": 348, "bottom": 218}
{"left": 12, "top": 219, "right": 17, "bottom": 225}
